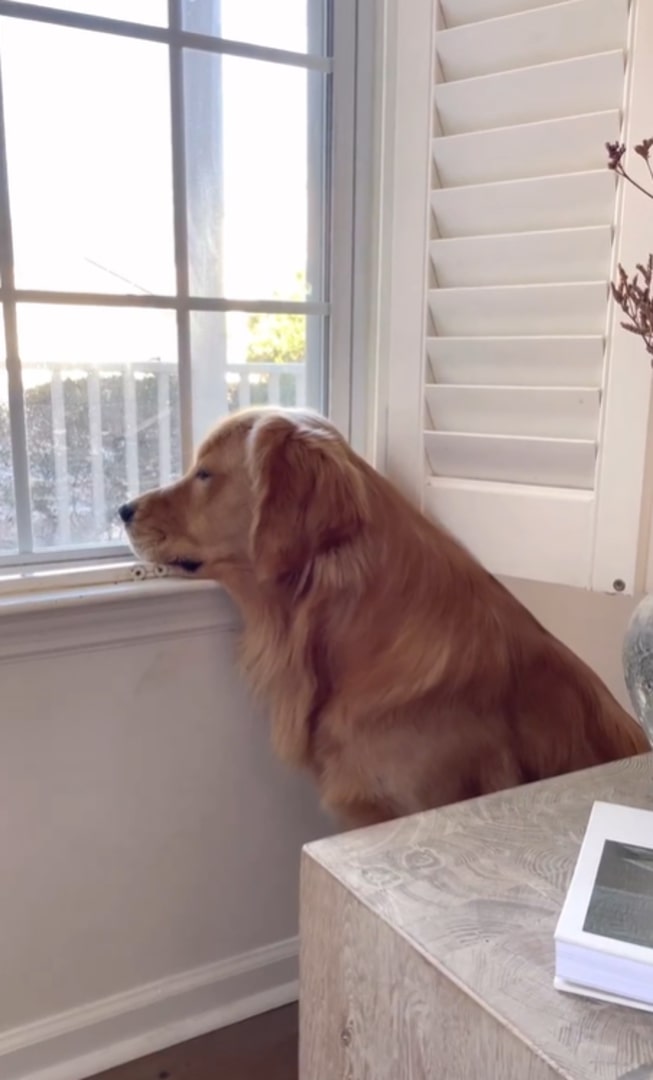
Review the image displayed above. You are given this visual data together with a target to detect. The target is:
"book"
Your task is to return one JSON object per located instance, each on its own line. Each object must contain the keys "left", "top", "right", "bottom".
{"left": 554, "top": 800, "right": 653, "bottom": 1013}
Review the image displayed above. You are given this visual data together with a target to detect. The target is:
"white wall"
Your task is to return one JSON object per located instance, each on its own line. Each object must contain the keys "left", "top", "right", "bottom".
{"left": 0, "top": 585, "right": 331, "bottom": 1080}
{"left": 506, "top": 578, "right": 637, "bottom": 713}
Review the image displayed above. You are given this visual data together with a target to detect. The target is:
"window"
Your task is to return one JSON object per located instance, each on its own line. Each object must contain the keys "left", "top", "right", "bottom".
{"left": 377, "top": 0, "right": 653, "bottom": 595}
{"left": 0, "top": 0, "right": 360, "bottom": 581}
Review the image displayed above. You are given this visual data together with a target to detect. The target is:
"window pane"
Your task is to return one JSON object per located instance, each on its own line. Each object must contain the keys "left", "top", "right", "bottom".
{"left": 183, "top": 0, "right": 325, "bottom": 55}
{"left": 184, "top": 51, "right": 325, "bottom": 301}
{"left": 17, "top": 306, "right": 180, "bottom": 551}
{"left": 1, "top": 19, "right": 175, "bottom": 294}
{"left": 3, "top": 1, "right": 167, "bottom": 26}
{"left": 0, "top": 311, "right": 17, "bottom": 553}
{"left": 190, "top": 310, "right": 324, "bottom": 440}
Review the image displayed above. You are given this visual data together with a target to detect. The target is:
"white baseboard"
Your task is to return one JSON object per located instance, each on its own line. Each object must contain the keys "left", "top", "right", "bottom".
{"left": 0, "top": 937, "right": 299, "bottom": 1080}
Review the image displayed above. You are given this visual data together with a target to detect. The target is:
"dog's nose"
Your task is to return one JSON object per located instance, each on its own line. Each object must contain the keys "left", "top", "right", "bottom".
{"left": 119, "top": 502, "right": 135, "bottom": 525}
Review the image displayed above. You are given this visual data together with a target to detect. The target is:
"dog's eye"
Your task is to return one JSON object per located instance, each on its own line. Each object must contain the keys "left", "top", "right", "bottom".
{"left": 195, "top": 468, "right": 212, "bottom": 481}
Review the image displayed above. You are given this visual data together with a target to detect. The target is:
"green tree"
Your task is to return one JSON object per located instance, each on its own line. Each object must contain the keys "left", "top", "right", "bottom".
{"left": 242, "top": 271, "right": 308, "bottom": 409}
{"left": 246, "top": 271, "right": 307, "bottom": 365}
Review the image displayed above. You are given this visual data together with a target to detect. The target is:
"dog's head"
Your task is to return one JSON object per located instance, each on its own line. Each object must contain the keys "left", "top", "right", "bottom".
{"left": 120, "top": 407, "right": 370, "bottom": 584}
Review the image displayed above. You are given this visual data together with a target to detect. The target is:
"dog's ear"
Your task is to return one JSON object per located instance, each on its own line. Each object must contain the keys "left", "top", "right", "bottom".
{"left": 247, "top": 413, "right": 369, "bottom": 582}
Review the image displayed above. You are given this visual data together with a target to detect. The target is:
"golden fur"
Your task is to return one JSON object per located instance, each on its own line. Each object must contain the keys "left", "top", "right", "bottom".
{"left": 122, "top": 407, "right": 650, "bottom": 828}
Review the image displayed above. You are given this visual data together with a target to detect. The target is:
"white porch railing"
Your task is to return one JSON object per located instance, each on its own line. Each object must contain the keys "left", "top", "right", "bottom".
{"left": 18, "top": 358, "right": 306, "bottom": 548}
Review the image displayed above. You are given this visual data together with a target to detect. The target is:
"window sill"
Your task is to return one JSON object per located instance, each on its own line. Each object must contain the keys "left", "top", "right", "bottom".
{"left": 0, "top": 576, "right": 242, "bottom": 663}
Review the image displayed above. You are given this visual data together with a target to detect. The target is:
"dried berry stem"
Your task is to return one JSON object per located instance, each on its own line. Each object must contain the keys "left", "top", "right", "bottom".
{"left": 613, "top": 164, "right": 653, "bottom": 201}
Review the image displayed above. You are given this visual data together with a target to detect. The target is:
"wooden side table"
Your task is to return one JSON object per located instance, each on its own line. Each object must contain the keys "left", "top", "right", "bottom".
{"left": 300, "top": 754, "right": 653, "bottom": 1079}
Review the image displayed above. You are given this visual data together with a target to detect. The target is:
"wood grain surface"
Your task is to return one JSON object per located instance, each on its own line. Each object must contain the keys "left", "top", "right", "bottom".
{"left": 300, "top": 754, "right": 653, "bottom": 1080}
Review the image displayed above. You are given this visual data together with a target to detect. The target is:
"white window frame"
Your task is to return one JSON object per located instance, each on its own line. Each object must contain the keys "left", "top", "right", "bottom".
{"left": 0, "top": 0, "right": 371, "bottom": 597}
{"left": 370, "top": 0, "right": 653, "bottom": 596}
{"left": 591, "top": 0, "right": 653, "bottom": 595}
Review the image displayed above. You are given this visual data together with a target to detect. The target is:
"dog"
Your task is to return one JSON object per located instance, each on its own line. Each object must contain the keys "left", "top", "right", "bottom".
{"left": 120, "top": 407, "right": 650, "bottom": 828}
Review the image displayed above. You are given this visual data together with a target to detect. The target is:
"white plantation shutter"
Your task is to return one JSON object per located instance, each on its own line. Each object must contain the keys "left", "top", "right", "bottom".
{"left": 380, "top": 0, "right": 653, "bottom": 593}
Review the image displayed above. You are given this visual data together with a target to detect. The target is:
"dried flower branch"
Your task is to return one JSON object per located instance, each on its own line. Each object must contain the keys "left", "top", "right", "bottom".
{"left": 606, "top": 139, "right": 653, "bottom": 199}
{"left": 611, "top": 255, "right": 653, "bottom": 359}
{"left": 607, "top": 138, "right": 653, "bottom": 364}
{"left": 607, "top": 140, "right": 627, "bottom": 170}
{"left": 635, "top": 137, "right": 653, "bottom": 183}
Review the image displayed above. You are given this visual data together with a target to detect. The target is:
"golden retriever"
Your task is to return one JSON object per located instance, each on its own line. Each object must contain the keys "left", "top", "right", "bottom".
{"left": 120, "top": 407, "right": 650, "bottom": 828}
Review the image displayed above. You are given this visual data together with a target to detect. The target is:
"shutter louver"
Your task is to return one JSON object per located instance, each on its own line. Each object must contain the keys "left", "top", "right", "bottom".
{"left": 424, "top": 0, "right": 631, "bottom": 585}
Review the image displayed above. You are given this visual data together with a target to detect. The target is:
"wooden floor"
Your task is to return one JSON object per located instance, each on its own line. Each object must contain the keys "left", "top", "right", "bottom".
{"left": 90, "top": 1005, "right": 298, "bottom": 1080}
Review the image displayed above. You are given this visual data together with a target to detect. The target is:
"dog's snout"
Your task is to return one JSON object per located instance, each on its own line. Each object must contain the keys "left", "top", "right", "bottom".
{"left": 119, "top": 502, "right": 136, "bottom": 525}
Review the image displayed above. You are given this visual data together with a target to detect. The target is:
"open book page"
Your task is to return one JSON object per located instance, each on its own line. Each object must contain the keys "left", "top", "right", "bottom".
{"left": 555, "top": 801, "right": 653, "bottom": 966}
